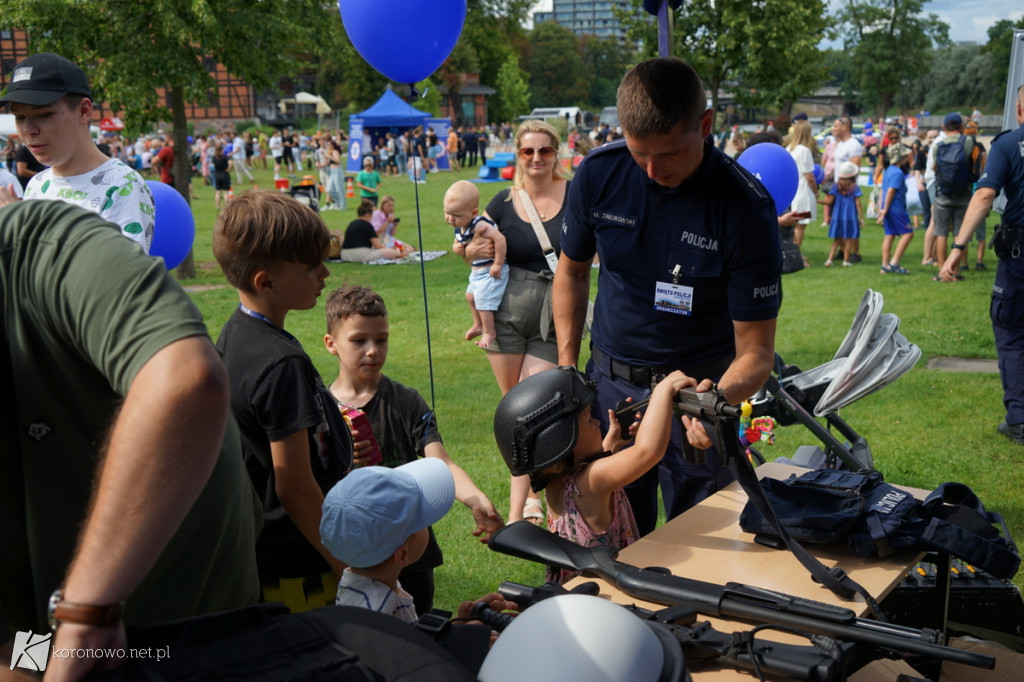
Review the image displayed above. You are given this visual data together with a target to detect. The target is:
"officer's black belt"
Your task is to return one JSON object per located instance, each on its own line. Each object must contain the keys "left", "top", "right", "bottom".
{"left": 590, "top": 346, "right": 731, "bottom": 387}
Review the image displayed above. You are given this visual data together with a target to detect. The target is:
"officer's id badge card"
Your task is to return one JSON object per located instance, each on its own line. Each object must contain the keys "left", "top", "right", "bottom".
{"left": 654, "top": 280, "right": 693, "bottom": 316}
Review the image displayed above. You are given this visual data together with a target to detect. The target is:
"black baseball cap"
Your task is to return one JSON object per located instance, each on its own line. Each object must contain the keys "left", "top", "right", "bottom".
{"left": 0, "top": 53, "right": 92, "bottom": 107}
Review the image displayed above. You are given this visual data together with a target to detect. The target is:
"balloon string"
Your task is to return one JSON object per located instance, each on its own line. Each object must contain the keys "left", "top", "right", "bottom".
{"left": 408, "top": 85, "right": 436, "bottom": 410}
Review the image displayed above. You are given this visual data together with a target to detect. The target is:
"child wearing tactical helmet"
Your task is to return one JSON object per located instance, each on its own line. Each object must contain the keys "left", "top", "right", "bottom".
{"left": 494, "top": 366, "right": 692, "bottom": 583}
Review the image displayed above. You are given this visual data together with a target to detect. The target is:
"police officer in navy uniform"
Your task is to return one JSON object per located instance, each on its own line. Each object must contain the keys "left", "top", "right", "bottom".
{"left": 940, "top": 84, "right": 1024, "bottom": 445}
{"left": 553, "top": 57, "right": 782, "bottom": 534}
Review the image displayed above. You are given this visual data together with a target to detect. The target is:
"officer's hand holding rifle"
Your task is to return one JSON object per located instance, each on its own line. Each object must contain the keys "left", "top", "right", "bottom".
{"left": 614, "top": 379, "right": 741, "bottom": 457}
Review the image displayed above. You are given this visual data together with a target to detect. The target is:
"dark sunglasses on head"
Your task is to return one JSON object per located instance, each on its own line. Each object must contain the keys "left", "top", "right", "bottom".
{"left": 518, "top": 146, "right": 555, "bottom": 159}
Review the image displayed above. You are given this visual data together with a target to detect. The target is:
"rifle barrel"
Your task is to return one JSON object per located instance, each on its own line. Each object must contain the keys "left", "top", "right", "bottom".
{"left": 488, "top": 522, "right": 996, "bottom": 670}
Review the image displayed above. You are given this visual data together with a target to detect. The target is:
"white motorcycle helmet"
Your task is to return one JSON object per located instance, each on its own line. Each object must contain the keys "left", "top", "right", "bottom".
{"left": 478, "top": 594, "right": 688, "bottom": 682}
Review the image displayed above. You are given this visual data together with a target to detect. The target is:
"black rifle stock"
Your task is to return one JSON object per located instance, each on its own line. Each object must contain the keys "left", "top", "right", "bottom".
{"left": 488, "top": 521, "right": 995, "bottom": 670}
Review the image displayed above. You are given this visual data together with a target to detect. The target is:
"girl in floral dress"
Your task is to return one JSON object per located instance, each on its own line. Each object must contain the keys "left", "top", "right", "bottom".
{"left": 494, "top": 367, "right": 692, "bottom": 584}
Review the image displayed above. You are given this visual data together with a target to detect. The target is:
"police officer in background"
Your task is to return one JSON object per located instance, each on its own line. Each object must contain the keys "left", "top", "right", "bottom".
{"left": 553, "top": 57, "right": 782, "bottom": 534}
{"left": 940, "top": 84, "right": 1024, "bottom": 445}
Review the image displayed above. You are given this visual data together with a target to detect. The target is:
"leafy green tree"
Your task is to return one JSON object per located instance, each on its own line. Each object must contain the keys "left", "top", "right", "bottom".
{"left": 834, "top": 0, "right": 950, "bottom": 119}
{"left": 460, "top": 0, "right": 532, "bottom": 118}
{"left": 437, "top": 40, "right": 481, "bottom": 126}
{"left": 413, "top": 78, "right": 444, "bottom": 118}
{"left": 616, "top": 0, "right": 828, "bottom": 117}
{"left": 526, "top": 21, "right": 589, "bottom": 108}
{"left": 318, "top": 32, "right": 390, "bottom": 115}
{"left": 5, "top": 0, "right": 344, "bottom": 278}
{"left": 493, "top": 55, "right": 531, "bottom": 124}
{"left": 903, "top": 43, "right": 995, "bottom": 114}
{"left": 821, "top": 48, "right": 856, "bottom": 100}
{"left": 984, "top": 18, "right": 1024, "bottom": 103}
{"left": 580, "top": 35, "right": 632, "bottom": 109}
{"left": 739, "top": 0, "right": 830, "bottom": 112}
{"left": 617, "top": 0, "right": 743, "bottom": 116}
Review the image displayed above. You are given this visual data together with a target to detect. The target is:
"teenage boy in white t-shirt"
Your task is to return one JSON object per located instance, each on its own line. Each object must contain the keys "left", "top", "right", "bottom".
{"left": 0, "top": 52, "right": 154, "bottom": 252}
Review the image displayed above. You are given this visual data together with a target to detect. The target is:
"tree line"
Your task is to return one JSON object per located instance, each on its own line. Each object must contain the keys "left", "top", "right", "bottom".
{"left": 5, "top": 1, "right": 1022, "bottom": 135}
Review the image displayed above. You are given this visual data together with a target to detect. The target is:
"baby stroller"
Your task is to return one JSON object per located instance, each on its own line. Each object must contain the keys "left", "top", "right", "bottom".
{"left": 750, "top": 289, "right": 921, "bottom": 471}
{"left": 289, "top": 175, "right": 322, "bottom": 214}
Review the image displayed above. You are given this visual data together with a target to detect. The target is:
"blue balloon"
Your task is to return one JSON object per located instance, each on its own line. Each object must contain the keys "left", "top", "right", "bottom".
{"left": 147, "top": 181, "right": 195, "bottom": 270}
{"left": 737, "top": 144, "right": 799, "bottom": 215}
{"left": 813, "top": 163, "right": 824, "bottom": 186}
{"left": 339, "top": 0, "right": 466, "bottom": 84}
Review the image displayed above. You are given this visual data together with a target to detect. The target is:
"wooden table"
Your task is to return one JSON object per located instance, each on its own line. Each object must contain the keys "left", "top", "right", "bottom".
{"left": 564, "top": 461, "right": 929, "bottom": 680}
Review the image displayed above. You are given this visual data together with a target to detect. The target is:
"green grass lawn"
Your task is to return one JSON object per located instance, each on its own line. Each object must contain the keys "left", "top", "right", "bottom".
{"left": 176, "top": 160, "right": 1023, "bottom": 610}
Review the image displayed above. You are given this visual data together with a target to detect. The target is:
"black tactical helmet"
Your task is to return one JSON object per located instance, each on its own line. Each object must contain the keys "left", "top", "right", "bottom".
{"left": 493, "top": 367, "right": 597, "bottom": 491}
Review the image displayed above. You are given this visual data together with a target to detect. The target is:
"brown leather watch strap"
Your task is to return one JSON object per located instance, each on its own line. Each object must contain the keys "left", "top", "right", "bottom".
{"left": 49, "top": 593, "right": 123, "bottom": 629}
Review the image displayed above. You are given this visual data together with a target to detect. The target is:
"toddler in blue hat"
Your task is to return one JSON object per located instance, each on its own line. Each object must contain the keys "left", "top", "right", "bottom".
{"left": 320, "top": 458, "right": 455, "bottom": 623}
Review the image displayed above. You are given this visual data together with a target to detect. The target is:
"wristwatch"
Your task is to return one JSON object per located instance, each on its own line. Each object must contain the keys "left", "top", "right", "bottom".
{"left": 48, "top": 589, "right": 124, "bottom": 631}
{"left": 951, "top": 243, "right": 965, "bottom": 250}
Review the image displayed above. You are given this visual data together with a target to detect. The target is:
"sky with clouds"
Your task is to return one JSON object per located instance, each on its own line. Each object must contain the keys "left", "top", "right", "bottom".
{"left": 832, "top": 0, "right": 1023, "bottom": 44}
{"left": 530, "top": 1, "right": 1023, "bottom": 45}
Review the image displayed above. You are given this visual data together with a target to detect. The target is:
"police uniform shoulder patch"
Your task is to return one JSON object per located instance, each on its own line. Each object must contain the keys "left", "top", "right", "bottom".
{"left": 585, "top": 137, "right": 628, "bottom": 159}
{"left": 723, "top": 154, "right": 771, "bottom": 204}
{"left": 991, "top": 129, "right": 1012, "bottom": 145}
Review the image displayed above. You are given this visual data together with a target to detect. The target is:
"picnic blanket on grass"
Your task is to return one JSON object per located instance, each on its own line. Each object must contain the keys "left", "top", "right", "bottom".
{"left": 362, "top": 250, "right": 448, "bottom": 266}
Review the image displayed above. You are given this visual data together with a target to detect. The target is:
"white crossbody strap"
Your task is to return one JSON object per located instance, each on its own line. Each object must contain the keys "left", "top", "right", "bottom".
{"left": 517, "top": 188, "right": 560, "bottom": 273}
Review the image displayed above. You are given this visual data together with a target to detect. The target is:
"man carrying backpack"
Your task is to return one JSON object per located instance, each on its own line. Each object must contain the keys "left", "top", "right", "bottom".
{"left": 931, "top": 112, "right": 975, "bottom": 280}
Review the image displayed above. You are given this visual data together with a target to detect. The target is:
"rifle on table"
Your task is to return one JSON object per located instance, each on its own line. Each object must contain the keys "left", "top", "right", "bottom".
{"left": 617, "top": 383, "right": 886, "bottom": 614}
{"left": 487, "top": 521, "right": 995, "bottom": 672}
{"left": 473, "top": 579, "right": 853, "bottom": 681}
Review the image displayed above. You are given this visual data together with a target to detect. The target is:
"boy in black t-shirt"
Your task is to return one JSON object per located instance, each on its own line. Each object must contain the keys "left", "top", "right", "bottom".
{"left": 323, "top": 285, "right": 504, "bottom": 614}
{"left": 213, "top": 191, "right": 353, "bottom": 613}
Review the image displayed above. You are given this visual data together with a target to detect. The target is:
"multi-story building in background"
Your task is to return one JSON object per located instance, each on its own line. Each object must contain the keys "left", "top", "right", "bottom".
{"left": 534, "top": 0, "right": 646, "bottom": 42}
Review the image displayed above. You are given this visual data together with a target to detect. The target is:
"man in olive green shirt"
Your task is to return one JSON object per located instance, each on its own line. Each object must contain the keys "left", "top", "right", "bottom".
{"left": 0, "top": 200, "right": 260, "bottom": 680}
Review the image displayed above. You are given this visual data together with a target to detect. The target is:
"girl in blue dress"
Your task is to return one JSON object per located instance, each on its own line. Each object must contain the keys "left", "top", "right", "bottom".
{"left": 824, "top": 161, "right": 864, "bottom": 267}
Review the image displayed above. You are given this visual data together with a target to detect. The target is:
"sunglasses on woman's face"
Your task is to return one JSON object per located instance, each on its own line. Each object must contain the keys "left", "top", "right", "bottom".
{"left": 518, "top": 146, "right": 555, "bottom": 159}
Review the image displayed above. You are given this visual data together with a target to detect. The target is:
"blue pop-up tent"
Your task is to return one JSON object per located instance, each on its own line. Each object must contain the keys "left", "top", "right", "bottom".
{"left": 352, "top": 88, "right": 430, "bottom": 127}
{"left": 346, "top": 89, "right": 432, "bottom": 172}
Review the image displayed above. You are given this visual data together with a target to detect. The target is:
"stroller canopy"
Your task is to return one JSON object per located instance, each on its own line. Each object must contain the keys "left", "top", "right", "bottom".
{"left": 784, "top": 289, "right": 921, "bottom": 417}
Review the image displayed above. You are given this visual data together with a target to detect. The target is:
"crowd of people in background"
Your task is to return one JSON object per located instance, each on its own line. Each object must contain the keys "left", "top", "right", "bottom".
{"left": 4, "top": 47, "right": 1022, "bottom": 682}
{"left": 712, "top": 108, "right": 993, "bottom": 280}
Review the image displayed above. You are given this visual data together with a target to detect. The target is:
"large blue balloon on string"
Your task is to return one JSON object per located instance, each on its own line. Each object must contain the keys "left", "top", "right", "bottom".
{"left": 147, "top": 181, "right": 195, "bottom": 270}
{"left": 737, "top": 144, "right": 799, "bottom": 215}
{"left": 339, "top": 0, "right": 467, "bottom": 84}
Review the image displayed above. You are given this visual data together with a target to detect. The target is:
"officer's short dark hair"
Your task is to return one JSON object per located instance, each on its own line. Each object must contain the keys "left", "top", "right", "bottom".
{"left": 617, "top": 57, "right": 707, "bottom": 137}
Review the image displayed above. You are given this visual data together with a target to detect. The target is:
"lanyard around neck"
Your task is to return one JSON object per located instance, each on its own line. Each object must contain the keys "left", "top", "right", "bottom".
{"left": 238, "top": 303, "right": 301, "bottom": 347}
